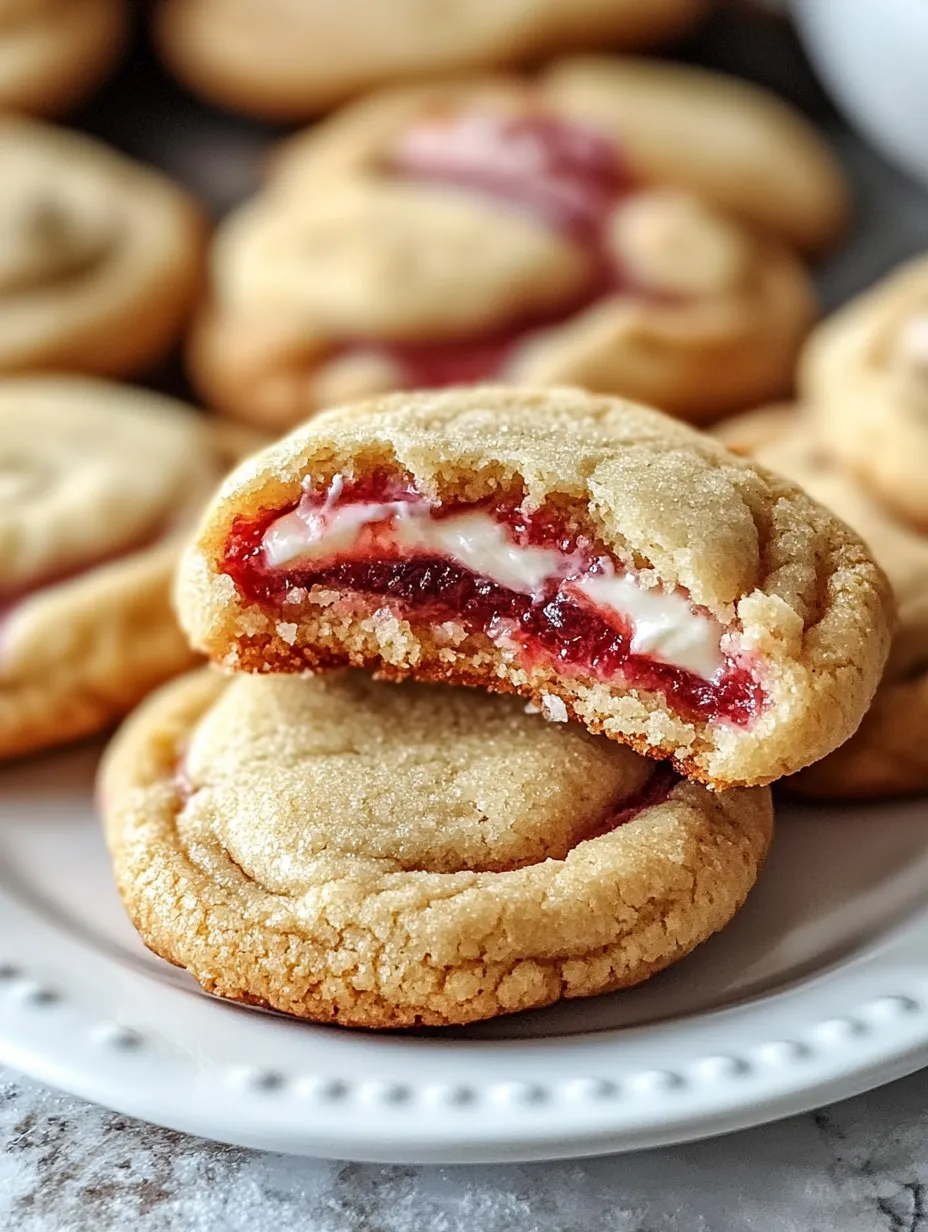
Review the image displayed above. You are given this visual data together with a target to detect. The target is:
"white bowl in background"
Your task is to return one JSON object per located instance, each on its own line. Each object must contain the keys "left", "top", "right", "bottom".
{"left": 793, "top": 0, "right": 928, "bottom": 188}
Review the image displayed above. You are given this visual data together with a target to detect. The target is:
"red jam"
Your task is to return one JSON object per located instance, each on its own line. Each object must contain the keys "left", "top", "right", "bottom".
{"left": 222, "top": 478, "right": 764, "bottom": 727}
{"left": 585, "top": 763, "right": 678, "bottom": 841}
{"left": 332, "top": 112, "right": 648, "bottom": 389}
{"left": 389, "top": 112, "right": 633, "bottom": 238}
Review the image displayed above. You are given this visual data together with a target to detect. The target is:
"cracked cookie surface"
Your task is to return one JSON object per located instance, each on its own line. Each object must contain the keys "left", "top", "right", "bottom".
{"left": 101, "top": 668, "right": 773, "bottom": 1028}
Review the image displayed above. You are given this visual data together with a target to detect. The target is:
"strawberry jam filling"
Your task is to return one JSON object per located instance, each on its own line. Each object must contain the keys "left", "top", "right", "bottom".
{"left": 333, "top": 112, "right": 646, "bottom": 389}
{"left": 222, "top": 475, "right": 765, "bottom": 727}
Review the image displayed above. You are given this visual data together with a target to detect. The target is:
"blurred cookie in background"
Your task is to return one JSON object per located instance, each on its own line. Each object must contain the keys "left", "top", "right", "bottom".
{"left": 0, "top": 116, "right": 206, "bottom": 380}
{"left": 719, "top": 405, "right": 928, "bottom": 800}
{"left": 0, "top": 377, "right": 259, "bottom": 761}
{"left": 802, "top": 255, "right": 928, "bottom": 532}
{"left": 188, "top": 59, "right": 847, "bottom": 431}
{"left": 152, "top": 0, "right": 711, "bottom": 121}
{"left": 0, "top": 0, "right": 128, "bottom": 116}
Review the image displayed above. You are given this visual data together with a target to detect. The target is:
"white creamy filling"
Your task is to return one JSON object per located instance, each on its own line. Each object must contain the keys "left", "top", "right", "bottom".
{"left": 261, "top": 493, "right": 725, "bottom": 679}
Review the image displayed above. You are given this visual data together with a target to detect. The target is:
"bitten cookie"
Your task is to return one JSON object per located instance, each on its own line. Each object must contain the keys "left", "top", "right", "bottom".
{"left": 802, "top": 255, "right": 928, "bottom": 530}
{"left": 101, "top": 669, "right": 774, "bottom": 1029}
{"left": 153, "top": 0, "right": 710, "bottom": 120}
{"left": 176, "top": 386, "right": 892, "bottom": 790}
{"left": 0, "top": 0, "right": 127, "bottom": 116}
{"left": 719, "top": 405, "right": 928, "bottom": 799}
{"left": 189, "top": 59, "right": 848, "bottom": 430}
{"left": 0, "top": 377, "right": 237, "bottom": 760}
{"left": 0, "top": 117, "right": 205, "bottom": 378}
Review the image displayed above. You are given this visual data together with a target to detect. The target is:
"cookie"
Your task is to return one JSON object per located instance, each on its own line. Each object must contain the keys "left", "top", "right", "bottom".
{"left": 802, "top": 255, "right": 928, "bottom": 530}
{"left": 719, "top": 406, "right": 928, "bottom": 799}
{"left": 153, "top": 0, "right": 710, "bottom": 120}
{"left": 0, "top": 116, "right": 205, "bottom": 379}
{"left": 0, "top": 0, "right": 127, "bottom": 116}
{"left": 0, "top": 376, "right": 235, "bottom": 760}
{"left": 101, "top": 668, "right": 773, "bottom": 1028}
{"left": 189, "top": 62, "right": 845, "bottom": 431}
{"left": 176, "top": 386, "right": 892, "bottom": 790}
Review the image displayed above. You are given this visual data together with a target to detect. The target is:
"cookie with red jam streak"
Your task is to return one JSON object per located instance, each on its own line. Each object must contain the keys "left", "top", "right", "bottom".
{"left": 153, "top": 0, "right": 710, "bottom": 120}
{"left": 188, "top": 58, "right": 847, "bottom": 431}
{"left": 719, "top": 404, "right": 928, "bottom": 800}
{"left": 100, "top": 668, "right": 773, "bottom": 1029}
{"left": 176, "top": 386, "right": 893, "bottom": 791}
{"left": 0, "top": 376, "right": 265, "bottom": 760}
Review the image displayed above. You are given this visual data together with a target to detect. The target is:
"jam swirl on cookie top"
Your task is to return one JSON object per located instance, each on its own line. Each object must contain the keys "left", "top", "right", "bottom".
{"left": 223, "top": 472, "right": 765, "bottom": 727}
{"left": 332, "top": 111, "right": 668, "bottom": 388}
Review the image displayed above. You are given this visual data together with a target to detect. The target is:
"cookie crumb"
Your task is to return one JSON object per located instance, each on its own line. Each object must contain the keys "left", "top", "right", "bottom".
{"left": 276, "top": 621, "right": 298, "bottom": 645}
{"left": 541, "top": 694, "right": 568, "bottom": 723}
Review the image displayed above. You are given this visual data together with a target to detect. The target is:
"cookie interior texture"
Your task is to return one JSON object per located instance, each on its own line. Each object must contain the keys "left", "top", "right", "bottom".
{"left": 101, "top": 668, "right": 773, "bottom": 1028}
{"left": 177, "top": 387, "right": 893, "bottom": 790}
{"left": 719, "top": 406, "right": 928, "bottom": 799}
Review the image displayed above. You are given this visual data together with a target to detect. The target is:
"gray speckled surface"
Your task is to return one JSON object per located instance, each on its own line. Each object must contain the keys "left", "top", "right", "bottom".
{"left": 3, "top": 1065, "right": 928, "bottom": 1231}
{"left": 5, "top": 10, "right": 928, "bottom": 1231}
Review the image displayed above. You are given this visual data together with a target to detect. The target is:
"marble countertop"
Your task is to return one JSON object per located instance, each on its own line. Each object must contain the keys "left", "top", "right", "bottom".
{"left": 3, "top": 1065, "right": 927, "bottom": 1231}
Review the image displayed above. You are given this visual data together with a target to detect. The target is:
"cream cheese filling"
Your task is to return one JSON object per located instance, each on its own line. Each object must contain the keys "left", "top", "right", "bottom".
{"left": 262, "top": 490, "right": 725, "bottom": 680}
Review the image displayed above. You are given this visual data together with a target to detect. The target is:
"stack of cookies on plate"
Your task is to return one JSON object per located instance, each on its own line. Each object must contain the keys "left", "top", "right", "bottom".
{"left": 0, "top": 0, "right": 914, "bottom": 1031}
{"left": 100, "top": 385, "right": 892, "bottom": 1028}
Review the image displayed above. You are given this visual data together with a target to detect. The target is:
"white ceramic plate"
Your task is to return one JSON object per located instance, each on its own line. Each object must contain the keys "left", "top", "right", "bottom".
{"left": 1, "top": 742, "right": 927, "bottom": 1163}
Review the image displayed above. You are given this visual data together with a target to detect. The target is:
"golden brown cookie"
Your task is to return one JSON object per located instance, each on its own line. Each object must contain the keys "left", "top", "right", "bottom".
{"left": 719, "top": 405, "right": 928, "bottom": 799}
{"left": 188, "top": 61, "right": 846, "bottom": 431}
{"left": 0, "top": 0, "right": 128, "bottom": 116}
{"left": 802, "top": 255, "right": 928, "bottom": 531}
{"left": 0, "top": 116, "right": 205, "bottom": 379}
{"left": 153, "top": 0, "right": 710, "bottom": 120}
{"left": 176, "top": 386, "right": 892, "bottom": 790}
{"left": 101, "top": 668, "right": 774, "bottom": 1028}
{"left": 0, "top": 377, "right": 234, "bottom": 760}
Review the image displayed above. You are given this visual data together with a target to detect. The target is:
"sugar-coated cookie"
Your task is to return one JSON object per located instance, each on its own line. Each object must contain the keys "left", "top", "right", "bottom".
{"left": 101, "top": 669, "right": 773, "bottom": 1028}
{"left": 0, "top": 117, "right": 205, "bottom": 379}
{"left": 0, "top": 377, "right": 237, "bottom": 760}
{"left": 719, "top": 405, "right": 928, "bottom": 799}
{"left": 189, "top": 60, "right": 847, "bottom": 431}
{"left": 802, "top": 256, "right": 928, "bottom": 530}
{"left": 153, "top": 0, "right": 710, "bottom": 120}
{"left": 0, "top": 0, "right": 127, "bottom": 116}
{"left": 176, "top": 386, "right": 892, "bottom": 790}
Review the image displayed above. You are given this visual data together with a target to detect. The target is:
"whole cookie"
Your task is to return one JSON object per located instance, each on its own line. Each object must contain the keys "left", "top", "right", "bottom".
{"left": 0, "top": 117, "right": 205, "bottom": 378}
{"left": 802, "top": 255, "right": 928, "bottom": 530}
{"left": 189, "top": 59, "right": 847, "bottom": 430}
{"left": 0, "top": 0, "right": 127, "bottom": 116}
{"left": 153, "top": 0, "right": 710, "bottom": 120}
{"left": 719, "top": 405, "right": 928, "bottom": 799}
{"left": 101, "top": 669, "right": 773, "bottom": 1028}
{"left": 176, "top": 386, "right": 892, "bottom": 790}
{"left": 0, "top": 377, "right": 230, "bottom": 760}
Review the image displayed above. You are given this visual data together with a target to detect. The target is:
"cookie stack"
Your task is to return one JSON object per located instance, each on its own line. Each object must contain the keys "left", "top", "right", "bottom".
{"left": 100, "top": 387, "right": 892, "bottom": 1028}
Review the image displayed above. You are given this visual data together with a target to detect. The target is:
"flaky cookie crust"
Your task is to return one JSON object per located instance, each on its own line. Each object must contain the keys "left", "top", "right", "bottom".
{"left": 719, "top": 405, "right": 928, "bottom": 799}
{"left": 0, "top": 0, "right": 127, "bottom": 117}
{"left": 177, "top": 387, "right": 892, "bottom": 790}
{"left": 0, "top": 116, "right": 205, "bottom": 378}
{"left": 153, "top": 0, "right": 710, "bottom": 120}
{"left": 0, "top": 377, "right": 253, "bottom": 760}
{"left": 803, "top": 255, "right": 928, "bottom": 531}
{"left": 190, "top": 62, "right": 840, "bottom": 431}
{"left": 101, "top": 669, "right": 773, "bottom": 1029}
